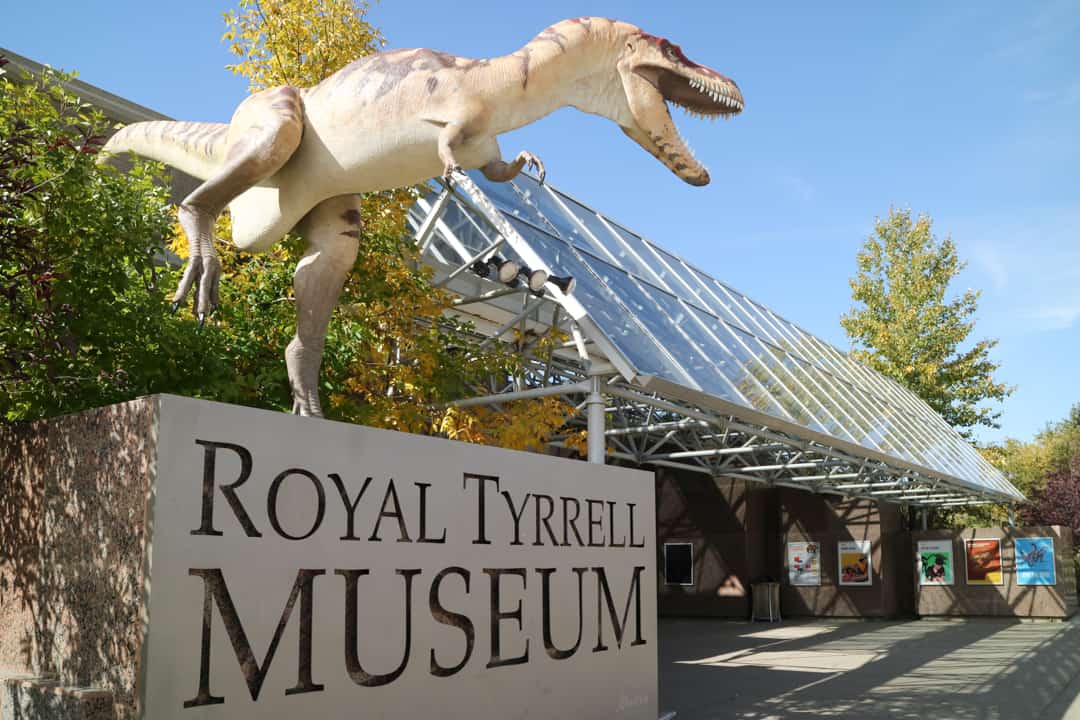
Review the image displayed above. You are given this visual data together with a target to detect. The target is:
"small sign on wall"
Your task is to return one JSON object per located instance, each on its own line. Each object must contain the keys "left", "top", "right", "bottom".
{"left": 965, "top": 539, "right": 1003, "bottom": 585}
{"left": 787, "top": 541, "right": 820, "bottom": 586}
{"left": 918, "top": 540, "right": 954, "bottom": 586}
{"left": 838, "top": 540, "right": 872, "bottom": 587}
{"left": 1015, "top": 537, "right": 1056, "bottom": 586}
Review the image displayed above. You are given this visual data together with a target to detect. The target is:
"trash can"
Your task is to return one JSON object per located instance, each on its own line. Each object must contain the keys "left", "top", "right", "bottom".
{"left": 751, "top": 582, "right": 781, "bottom": 621}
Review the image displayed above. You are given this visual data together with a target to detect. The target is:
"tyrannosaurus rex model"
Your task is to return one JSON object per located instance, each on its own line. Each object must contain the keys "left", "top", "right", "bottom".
{"left": 103, "top": 17, "right": 743, "bottom": 417}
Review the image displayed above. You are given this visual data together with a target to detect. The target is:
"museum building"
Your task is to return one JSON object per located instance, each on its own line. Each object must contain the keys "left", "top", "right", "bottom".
{"left": 7, "top": 48, "right": 1066, "bottom": 623}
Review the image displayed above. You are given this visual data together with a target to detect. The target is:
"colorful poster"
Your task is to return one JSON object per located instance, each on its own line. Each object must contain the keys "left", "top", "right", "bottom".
{"left": 787, "top": 541, "right": 820, "bottom": 586}
{"left": 838, "top": 540, "right": 872, "bottom": 586}
{"left": 965, "top": 539, "right": 1004, "bottom": 585}
{"left": 918, "top": 539, "right": 954, "bottom": 586}
{"left": 1015, "top": 537, "right": 1056, "bottom": 586}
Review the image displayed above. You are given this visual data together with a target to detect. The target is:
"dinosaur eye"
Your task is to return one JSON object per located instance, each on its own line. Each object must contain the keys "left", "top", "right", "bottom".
{"left": 665, "top": 45, "right": 680, "bottom": 62}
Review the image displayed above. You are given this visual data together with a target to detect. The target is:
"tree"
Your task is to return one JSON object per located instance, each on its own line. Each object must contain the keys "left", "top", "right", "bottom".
{"left": 204, "top": 0, "right": 576, "bottom": 448}
{"left": 841, "top": 208, "right": 1013, "bottom": 438}
{"left": 0, "top": 60, "right": 230, "bottom": 421}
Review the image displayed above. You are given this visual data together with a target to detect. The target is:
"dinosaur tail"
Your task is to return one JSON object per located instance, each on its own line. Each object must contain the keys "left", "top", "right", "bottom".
{"left": 100, "top": 121, "right": 229, "bottom": 181}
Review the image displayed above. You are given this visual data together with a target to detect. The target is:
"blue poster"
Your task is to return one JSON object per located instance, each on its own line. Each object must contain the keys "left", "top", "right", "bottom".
{"left": 1015, "top": 537, "right": 1056, "bottom": 586}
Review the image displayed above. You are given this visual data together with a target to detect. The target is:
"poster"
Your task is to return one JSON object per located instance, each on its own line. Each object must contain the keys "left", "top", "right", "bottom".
{"left": 918, "top": 539, "right": 954, "bottom": 586}
{"left": 787, "top": 541, "right": 820, "bottom": 586}
{"left": 1015, "top": 537, "right": 1056, "bottom": 586}
{"left": 965, "top": 538, "right": 1004, "bottom": 585}
{"left": 838, "top": 540, "right": 872, "bottom": 586}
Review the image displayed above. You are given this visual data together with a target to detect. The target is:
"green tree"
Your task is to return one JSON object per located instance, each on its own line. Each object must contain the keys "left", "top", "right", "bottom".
{"left": 841, "top": 208, "right": 1013, "bottom": 438}
{"left": 0, "top": 60, "right": 230, "bottom": 421}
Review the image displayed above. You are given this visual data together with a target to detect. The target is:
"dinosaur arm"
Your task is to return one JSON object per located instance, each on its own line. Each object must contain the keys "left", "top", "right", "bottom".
{"left": 437, "top": 121, "right": 466, "bottom": 178}
{"left": 481, "top": 150, "right": 546, "bottom": 183}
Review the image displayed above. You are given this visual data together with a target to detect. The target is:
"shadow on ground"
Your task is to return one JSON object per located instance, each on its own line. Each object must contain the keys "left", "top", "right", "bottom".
{"left": 659, "top": 617, "right": 1080, "bottom": 719}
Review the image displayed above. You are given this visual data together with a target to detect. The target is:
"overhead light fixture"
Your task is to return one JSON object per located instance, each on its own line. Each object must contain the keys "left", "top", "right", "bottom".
{"left": 470, "top": 256, "right": 521, "bottom": 285}
{"left": 547, "top": 274, "right": 576, "bottom": 295}
{"left": 491, "top": 256, "right": 520, "bottom": 284}
{"left": 470, "top": 260, "right": 491, "bottom": 278}
{"left": 520, "top": 267, "right": 549, "bottom": 293}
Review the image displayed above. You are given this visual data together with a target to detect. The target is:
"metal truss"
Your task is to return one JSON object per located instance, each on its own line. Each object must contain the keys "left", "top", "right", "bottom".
{"left": 409, "top": 172, "right": 1014, "bottom": 510}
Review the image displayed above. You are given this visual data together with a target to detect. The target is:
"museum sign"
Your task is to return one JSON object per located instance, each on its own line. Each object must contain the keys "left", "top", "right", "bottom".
{"left": 140, "top": 396, "right": 657, "bottom": 719}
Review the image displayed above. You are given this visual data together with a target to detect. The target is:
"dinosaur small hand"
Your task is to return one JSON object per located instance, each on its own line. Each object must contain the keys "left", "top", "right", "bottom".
{"left": 518, "top": 151, "right": 545, "bottom": 184}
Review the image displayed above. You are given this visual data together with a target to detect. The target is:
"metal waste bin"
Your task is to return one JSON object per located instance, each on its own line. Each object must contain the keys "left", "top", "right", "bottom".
{"left": 751, "top": 582, "right": 781, "bottom": 621}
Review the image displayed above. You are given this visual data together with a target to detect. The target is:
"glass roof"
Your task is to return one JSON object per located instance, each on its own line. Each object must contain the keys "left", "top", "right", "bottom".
{"left": 413, "top": 171, "right": 1021, "bottom": 502}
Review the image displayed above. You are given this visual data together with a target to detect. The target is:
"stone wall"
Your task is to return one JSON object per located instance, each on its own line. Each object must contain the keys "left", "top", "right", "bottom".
{"left": 0, "top": 398, "right": 158, "bottom": 720}
{"left": 913, "top": 526, "right": 1077, "bottom": 619}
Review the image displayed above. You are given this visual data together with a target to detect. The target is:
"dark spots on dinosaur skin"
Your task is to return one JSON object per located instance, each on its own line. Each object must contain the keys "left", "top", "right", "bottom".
{"left": 328, "top": 48, "right": 491, "bottom": 102}
{"left": 566, "top": 17, "right": 593, "bottom": 34}
{"left": 341, "top": 209, "right": 362, "bottom": 226}
{"left": 340, "top": 229, "right": 362, "bottom": 239}
{"left": 535, "top": 27, "right": 568, "bottom": 53}
{"left": 513, "top": 48, "right": 532, "bottom": 89}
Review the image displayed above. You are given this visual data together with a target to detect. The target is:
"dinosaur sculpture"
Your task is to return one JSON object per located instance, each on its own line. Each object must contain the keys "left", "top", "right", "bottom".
{"left": 102, "top": 17, "right": 743, "bottom": 417}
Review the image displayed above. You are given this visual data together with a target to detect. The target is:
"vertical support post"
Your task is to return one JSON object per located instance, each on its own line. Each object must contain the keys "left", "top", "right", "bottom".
{"left": 1008, "top": 504, "right": 1016, "bottom": 527}
{"left": 920, "top": 508, "right": 928, "bottom": 531}
{"left": 416, "top": 187, "right": 452, "bottom": 255}
{"left": 586, "top": 372, "right": 605, "bottom": 464}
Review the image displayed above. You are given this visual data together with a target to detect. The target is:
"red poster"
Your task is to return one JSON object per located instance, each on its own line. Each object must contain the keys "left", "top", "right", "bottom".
{"left": 965, "top": 539, "right": 1003, "bottom": 585}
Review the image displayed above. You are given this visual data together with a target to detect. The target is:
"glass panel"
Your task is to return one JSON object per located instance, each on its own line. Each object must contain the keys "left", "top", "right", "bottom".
{"left": 439, "top": 199, "right": 499, "bottom": 256}
{"left": 467, "top": 172, "right": 549, "bottom": 228}
{"left": 550, "top": 190, "right": 634, "bottom": 264}
{"left": 681, "top": 267, "right": 754, "bottom": 332}
{"left": 573, "top": 256, "right": 718, "bottom": 391}
{"left": 686, "top": 305, "right": 795, "bottom": 420}
{"left": 626, "top": 283, "right": 750, "bottom": 405}
{"left": 505, "top": 218, "right": 694, "bottom": 386}
{"left": 602, "top": 220, "right": 670, "bottom": 288}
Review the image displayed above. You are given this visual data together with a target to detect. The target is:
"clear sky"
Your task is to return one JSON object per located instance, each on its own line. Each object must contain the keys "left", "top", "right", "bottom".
{"left": 4, "top": 1, "right": 1078, "bottom": 445}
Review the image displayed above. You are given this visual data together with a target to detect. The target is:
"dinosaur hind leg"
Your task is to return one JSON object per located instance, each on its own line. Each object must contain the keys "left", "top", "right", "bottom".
{"left": 172, "top": 86, "right": 304, "bottom": 321}
{"left": 287, "top": 195, "right": 362, "bottom": 417}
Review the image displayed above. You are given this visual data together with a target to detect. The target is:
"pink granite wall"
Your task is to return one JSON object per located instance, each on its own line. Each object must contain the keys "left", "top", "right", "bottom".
{"left": 0, "top": 398, "right": 158, "bottom": 720}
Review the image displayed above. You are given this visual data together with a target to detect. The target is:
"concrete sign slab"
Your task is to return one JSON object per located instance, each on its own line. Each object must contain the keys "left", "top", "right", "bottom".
{"left": 142, "top": 396, "right": 657, "bottom": 719}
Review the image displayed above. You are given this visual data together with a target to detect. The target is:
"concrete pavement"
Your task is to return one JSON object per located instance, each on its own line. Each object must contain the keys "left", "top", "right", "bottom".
{"left": 659, "top": 616, "right": 1080, "bottom": 719}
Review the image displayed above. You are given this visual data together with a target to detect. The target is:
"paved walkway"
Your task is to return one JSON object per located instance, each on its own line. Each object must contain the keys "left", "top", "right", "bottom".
{"left": 659, "top": 617, "right": 1080, "bottom": 719}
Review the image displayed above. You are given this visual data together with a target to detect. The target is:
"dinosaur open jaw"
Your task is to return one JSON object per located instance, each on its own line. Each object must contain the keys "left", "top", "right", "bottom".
{"left": 641, "top": 66, "right": 744, "bottom": 118}
{"left": 628, "top": 65, "right": 743, "bottom": 186}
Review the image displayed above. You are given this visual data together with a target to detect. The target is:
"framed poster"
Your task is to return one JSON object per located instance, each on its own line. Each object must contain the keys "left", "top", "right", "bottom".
{"left": 787, "top": 541, "right": 820, "bottom": 586}
{"left": 663, "top": 543, "right": 694, "bottom": 585}
{"left": 918, "top": 539, "right": 954, "bottom": 586}
{"left": 965, "top": 538, "right": 1004, "bottom": 585}
{"left": 838, "top": 540, "right": 872, "bottom": 586}
{"left": 1015, "top": 537, "right": 1056, "bottom": 586}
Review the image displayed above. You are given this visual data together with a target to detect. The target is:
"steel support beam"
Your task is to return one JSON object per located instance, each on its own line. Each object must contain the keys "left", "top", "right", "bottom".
{"left": 586, "top": 372, "right": 607, "bottom": 464}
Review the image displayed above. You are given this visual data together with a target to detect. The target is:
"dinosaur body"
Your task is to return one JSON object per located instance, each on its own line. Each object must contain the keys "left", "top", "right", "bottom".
{"left": 103, "top": 17, "right": 743, "bottom": 416}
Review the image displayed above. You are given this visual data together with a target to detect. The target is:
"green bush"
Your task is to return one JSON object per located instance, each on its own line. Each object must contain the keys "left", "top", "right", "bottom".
{"left": 0, "top": 61, "right": 230, "bottom": 421}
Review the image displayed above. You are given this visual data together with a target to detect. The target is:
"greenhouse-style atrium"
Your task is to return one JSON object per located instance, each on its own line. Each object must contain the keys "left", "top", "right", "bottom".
{"left": 409, "top": 171, "right": 1023, "bottom": 509}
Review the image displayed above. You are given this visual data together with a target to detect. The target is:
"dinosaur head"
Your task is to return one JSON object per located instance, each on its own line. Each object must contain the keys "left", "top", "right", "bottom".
{"left": 616, "top": 31, "right": 743, "bottom": 186}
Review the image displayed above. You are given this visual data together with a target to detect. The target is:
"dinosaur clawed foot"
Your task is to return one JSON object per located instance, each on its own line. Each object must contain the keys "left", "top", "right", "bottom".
{"left": 517, "top": 151, "right": 545, "bottom": 184}
{"left": 442, "top": 163, "right": 463, "bottom": 183}
{"left": 171, "top": 253, "right": 221, "bottom": 323}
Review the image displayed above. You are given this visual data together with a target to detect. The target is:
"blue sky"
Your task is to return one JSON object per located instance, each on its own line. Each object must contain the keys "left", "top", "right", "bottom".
{"left": 5, "top": 1, "right": 1078, "bottom": 445}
